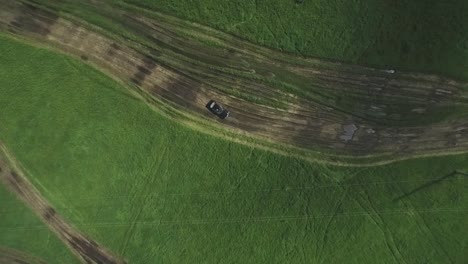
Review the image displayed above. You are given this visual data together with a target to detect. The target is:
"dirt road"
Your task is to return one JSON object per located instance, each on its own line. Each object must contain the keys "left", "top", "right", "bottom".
{"left": 0, "top": 247, "right": 46, "bottom": 264}
{"left": 0, "top": 145, "right": 126, "bottom": 264}
{"left": 0, "top": 1, "right": 467, "bottom": 164}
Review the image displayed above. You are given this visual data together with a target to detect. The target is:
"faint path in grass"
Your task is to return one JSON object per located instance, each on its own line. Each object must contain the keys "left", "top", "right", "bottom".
{"left": 394, "top": 174, "right": 459, "bottom": 263}
{"left": 353, "top": 190, "right": 408, "bottom": 264}
{"left": 5, "top": 206, "right": 466, "bottom": 229}
{"left": 0, "top": 176, "right": 459, "bottom": 210}
{"left": 118, "top": 145, "right": 169, "bottom": 257}
{"left": 316, "top": 188, "right": 347, "bottom": 264}
{"left": 410, "top": 203, "right": 454, "bottom": 263}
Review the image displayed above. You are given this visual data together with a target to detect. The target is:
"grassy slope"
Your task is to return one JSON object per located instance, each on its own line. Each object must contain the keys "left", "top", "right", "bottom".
{"left": 0, "top": 35, "right": 467, "bottom": 263}
{"left": 0, "top": 183, "right": 79, "bottom": 264}
{"left": 122, "top": 0, "right": 468, "bottom": 80}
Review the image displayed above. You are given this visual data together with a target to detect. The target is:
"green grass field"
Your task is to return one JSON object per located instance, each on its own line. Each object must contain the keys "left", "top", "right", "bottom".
{"left": 0, "top": 34, "right": 467, "bottom": 263}
{"left": 121, "top": 0, "right": 468, "bottom": 81}
{"left": 0, "top": 182, "right": 79, "bottom": 264}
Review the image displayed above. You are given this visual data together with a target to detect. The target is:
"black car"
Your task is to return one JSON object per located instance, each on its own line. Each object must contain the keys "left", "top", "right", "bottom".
{"left": 206, "top": 100, "right": 230, "bottom": 119}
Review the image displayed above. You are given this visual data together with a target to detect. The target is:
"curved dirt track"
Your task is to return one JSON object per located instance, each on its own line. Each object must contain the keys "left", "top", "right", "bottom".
{"left": 0, "top": 247, "right": 46, "bottom": 264}
{"left": 1, "top": 1, "right": 468, "bottom": 164}
{"left": 0, "top": 145, "right": 126, "bottom": 264}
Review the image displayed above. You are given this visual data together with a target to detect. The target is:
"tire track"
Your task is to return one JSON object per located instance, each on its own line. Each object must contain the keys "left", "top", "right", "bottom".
{"left": 0, "top": 144, "right": 126, "bottom": 264}
{"left": 118, "top": 146, "right": 169, "bottom": 257}
{"left": 316, "top": 188, "right": 347, "bottom": 264}
{"left": 0, "top": 0, "right": 467, "bottom": 165}
{"left": 395, "top": 185, "right": 456, "bottom": 263}
{"left": 351, "top": 192, "right": 408, "bottom": 264}
{"left": 0, "top": 247, "right": 47, "bottom": 264}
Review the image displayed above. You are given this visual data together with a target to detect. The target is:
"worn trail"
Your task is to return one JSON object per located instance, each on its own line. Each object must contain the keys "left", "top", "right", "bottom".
{"left": 0, "top": 1, "right": 467, "bottom": 164}
{"left": 0, "top": 144, "right": 126, "bottom": 264}
{"left": 0, "top": 247, "right": 46, "bottom": 264}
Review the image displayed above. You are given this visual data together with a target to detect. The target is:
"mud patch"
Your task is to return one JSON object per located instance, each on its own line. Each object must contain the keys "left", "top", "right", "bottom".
{"left": 107, "top": 43, "right": 121, "bottom": 57}
{"left": 68, "top": 236, "right": 118, "bottom": 264}
{"left": 43, "top": 207, "right": 56, "bottom": 220}
{"left": 153, "top": 75, "right": 202, "bottom": 112}
{"left": 340, "top": 124, "right": 357, "bottom": 142}
{"left": 130, "top": 56, "right": 158, "bottom": 86}
{"left": 8, "top": 3, "right": 59, "bottom": 37}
